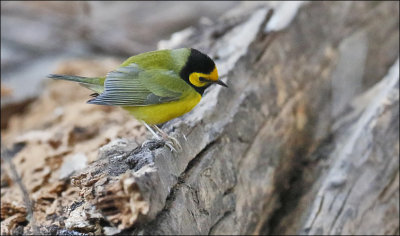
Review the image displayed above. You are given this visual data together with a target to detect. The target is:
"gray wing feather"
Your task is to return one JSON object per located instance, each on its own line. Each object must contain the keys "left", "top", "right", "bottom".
{"left": 88, "top": 63, "right": 182, "bottom": 106}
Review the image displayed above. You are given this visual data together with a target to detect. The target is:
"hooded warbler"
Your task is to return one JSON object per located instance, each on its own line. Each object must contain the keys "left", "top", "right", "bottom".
{"left": 48, "top": 48, "right": 228, "bottom": 151}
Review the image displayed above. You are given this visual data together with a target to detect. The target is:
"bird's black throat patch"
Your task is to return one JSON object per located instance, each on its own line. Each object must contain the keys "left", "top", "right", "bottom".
{"left": 180, "top": 48, "right": 215, "bottom": 95}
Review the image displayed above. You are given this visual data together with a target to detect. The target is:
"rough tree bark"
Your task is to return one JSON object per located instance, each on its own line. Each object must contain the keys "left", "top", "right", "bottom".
{"left": 1, "top": 1, "right": 399, "bottom": 235}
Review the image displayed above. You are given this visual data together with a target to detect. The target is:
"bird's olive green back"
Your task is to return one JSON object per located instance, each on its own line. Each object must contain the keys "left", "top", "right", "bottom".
{"left": 87, "top": 49, "right": 194, "bottom": 106}
{"left": 120, "top": 48, "right": 191, "bottom": 74}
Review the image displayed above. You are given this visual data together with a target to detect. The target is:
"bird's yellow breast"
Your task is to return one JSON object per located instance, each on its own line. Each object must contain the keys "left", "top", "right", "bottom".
{"left": 123, "top": 91, "right": 202, "bottom": 125}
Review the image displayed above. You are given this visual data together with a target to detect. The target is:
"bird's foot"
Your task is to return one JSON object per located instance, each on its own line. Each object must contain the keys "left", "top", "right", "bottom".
{"left": 141, "top": 137, "right": 181, "bottom": 152}
{"left": 142, "top": 123, "right": 183, "bottom": 152}
{"left": 141, "top": 139, "right": 164, "bottom": 150}
{"left": 164, "top": 135, "right": 182, "bottom": 152}
{"left": 151, "top": 124, "right": 183, "bottom": 152}
{"left": 155, "top": 128, "right": 182, "bottom": 153}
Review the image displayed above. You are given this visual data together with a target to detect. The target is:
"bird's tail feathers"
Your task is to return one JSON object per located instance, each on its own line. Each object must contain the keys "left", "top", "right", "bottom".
{"left": 48, "top": 74, "right": 105, "bottom": 93}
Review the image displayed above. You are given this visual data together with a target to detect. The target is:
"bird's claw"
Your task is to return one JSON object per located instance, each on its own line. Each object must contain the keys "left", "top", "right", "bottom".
{"left": 141, "top": 139, "right": 153, "bottom": 148}
{"left": 141, "top": 136, "right": 182, "bottom": 153}
{"left": 165, "top": 136, "right": 182, "bottom": 152}
{"left": 141, "top": 139, "right": 163, "bottom": 150}
{"left": 142, "top": 123, "right": 184, "bottom": 153}
{"left": 165, "top": 141, "right": 177, "bottom": 152}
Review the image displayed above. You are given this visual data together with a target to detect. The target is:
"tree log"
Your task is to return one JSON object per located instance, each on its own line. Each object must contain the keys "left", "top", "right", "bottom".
{"left": 1, "top": 1, "right": 398, "bottom": 235}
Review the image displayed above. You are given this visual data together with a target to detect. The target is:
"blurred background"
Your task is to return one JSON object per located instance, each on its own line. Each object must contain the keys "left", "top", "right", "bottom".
{"left": 1, "top": 1, "right": 398, "bottom": 235}
{"left": 1, "top": 1, "right": 238, "bottom": 131}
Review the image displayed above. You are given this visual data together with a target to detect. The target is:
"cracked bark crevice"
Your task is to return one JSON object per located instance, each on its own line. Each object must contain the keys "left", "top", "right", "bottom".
{"left": 134, "top": 139, "right": 221, "bottom": 233}
{"left": 328, "top": 186, "right": 353, "bottom": 235}
{"left": 208, "top": 210, "right": 233, "bottom": 235}
{"left": 169, "top": 139, "right": 220, "bottom": 206}
{"left": 259, "top": 127, "right": 316, "bottom": 235}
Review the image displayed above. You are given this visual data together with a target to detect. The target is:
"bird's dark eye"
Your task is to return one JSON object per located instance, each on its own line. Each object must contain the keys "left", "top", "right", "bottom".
{"left": 199, "top": 77, "right": 207, "bottom": 82}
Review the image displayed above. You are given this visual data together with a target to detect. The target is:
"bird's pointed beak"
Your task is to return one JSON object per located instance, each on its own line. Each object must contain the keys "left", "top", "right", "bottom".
{"left": 215, "top": 79, "right": 228, "bottom": 87}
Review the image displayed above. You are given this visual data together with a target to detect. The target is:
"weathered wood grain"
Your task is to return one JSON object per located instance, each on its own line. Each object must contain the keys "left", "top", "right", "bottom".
{"left": 1, "top": 2, "right": 398, "bottom": 235}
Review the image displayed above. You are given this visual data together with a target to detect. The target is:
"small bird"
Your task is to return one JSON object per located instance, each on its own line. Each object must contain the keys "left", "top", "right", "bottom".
{"left": 48, "top": 48, "right": 228, "bottom": 151}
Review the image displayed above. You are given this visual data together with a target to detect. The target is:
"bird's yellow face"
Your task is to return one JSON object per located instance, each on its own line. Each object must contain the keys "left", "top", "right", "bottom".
{"left": 180, "top": 48, "right": 228, "bottom": 94}
{"left": 189, "top": 67, "right": 219, "bottom": 87}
